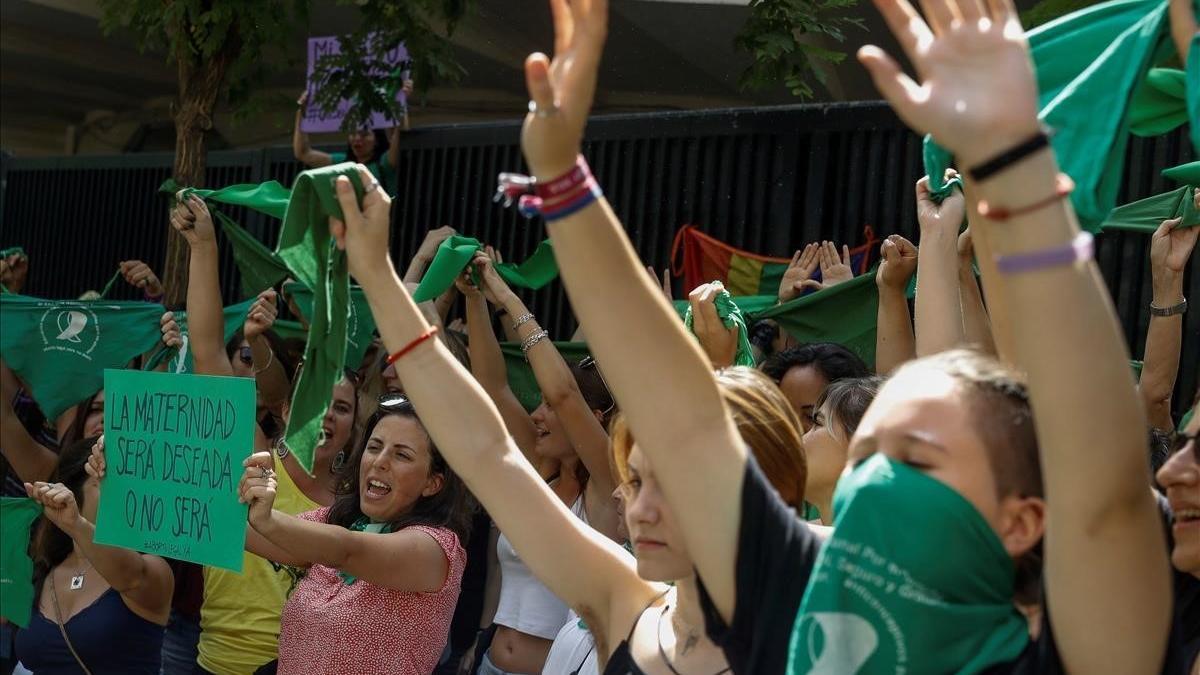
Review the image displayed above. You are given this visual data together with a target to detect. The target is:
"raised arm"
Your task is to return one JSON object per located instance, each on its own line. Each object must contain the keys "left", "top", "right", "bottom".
{"left": 478, "top": 256, "right": 619, "bottom": 535}
{"left": 522, "top": 0, "right": 746, "bottom": 622}
{"left": 328, "top": 164, "right": 653, "bottom": 639}
{"left": 456, "top": 260, "right": 541, "bottom": 459}
{"left": 859, "top": 0, "right": 1170, "bottom": 670}
{"left": 956, "top": 229, "right": 997, "bottom": 355}
{"left": 874, "top": 234, "right": 918, "bottom": 373}
{"left": 385, "top": 79, "right": 413, "bottom": 170}
{"left": 1169, "top": 0, "right": 1198, "bottom": 65}
{"left": 293, "top": 91, "right": 333, "bottom": 168}
{"left": 0, "top": 359, "right": 57, "bottom": 482}
{"left": 1140, "top": 213, "right": 1197, "bottom": 431}
{"left": 170, "top": 196, "right": 232, "bottom": 377}
{"left": 24, "top": 439, "right": 174, "bottom": 620}
{"left": 242, "top": 290, "right": 291, "bottom": 407}
{"left": 914, "top": 174, "right": 967, "bottom": 356}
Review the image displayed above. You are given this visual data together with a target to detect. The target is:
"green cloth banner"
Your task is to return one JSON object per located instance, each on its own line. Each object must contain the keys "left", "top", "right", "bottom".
{"left": 0, "top": 497, "right": 42, "bottom": 628}
{"left": 412, "top": 236, "right": 559, "bottom": 303}
{"left": 923, "top": 136, "right": 964, "bottom": 203}
{"left": 275, "top": 163, "right": 365, "bottom": 475}
{"left": 1129, "top": 67, "right": 1189, "bottom": 136}
{"left": 681, "top": 289, "right": 757, "bottom": 367}
{"left": 1100, "top": 185, "right": 1200, "bottom": 232}
{"left": 284, "top": 282, "right": 376, "bottom": 371}
{"left": 144, "top": 299, "right": 256, "bottom": 373}
{"left": 95, "top": 369, "right": 255, "bottom": 572}
{"left": 926, "top": 0, "right": 1177, "bottom": 232}
{"left": 159, "top": 179, "right": 292, "bottom": 221}
{"left": 498, "top": 341, "right": 592, "bottom": 411}
{"left": 756, "top": 273, "right": 880, "bottom": 368}
{"left": 214, "top": 212, "right": 290, "bottom": 299}
{"left": 0, "top": 295, "right": 165, "bottom": 419}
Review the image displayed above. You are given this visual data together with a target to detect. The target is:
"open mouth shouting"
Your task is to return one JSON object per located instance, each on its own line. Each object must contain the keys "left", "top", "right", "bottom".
{"left": 364, "top": 477, "right": 393, "bottom": 500}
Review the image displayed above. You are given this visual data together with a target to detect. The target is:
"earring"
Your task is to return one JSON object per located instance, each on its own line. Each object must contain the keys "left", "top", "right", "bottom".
{"left": 331, "top": 449, "right": 347, "bottom": 474}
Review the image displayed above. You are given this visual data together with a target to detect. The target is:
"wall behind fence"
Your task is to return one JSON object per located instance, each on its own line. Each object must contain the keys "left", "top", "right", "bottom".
{"left": 2, "top": 102, "right": 1196, "bottom": 419}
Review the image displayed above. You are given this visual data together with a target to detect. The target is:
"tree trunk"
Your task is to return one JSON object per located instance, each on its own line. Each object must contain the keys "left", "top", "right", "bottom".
{"left": 161, "top": 40, "right": 235, "bottom": 308}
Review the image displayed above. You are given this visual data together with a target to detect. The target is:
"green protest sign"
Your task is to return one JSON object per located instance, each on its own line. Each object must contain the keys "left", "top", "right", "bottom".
{"left": 1, "top": 497, "right": 42, "bottom": 628}
{"left": 95, "top": 369, "right": 255, "bottom": 572}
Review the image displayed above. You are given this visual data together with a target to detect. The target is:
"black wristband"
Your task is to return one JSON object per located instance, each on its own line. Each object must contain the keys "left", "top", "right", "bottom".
{"left": 967, "top": 129, "right": 1051, "bottom": 183}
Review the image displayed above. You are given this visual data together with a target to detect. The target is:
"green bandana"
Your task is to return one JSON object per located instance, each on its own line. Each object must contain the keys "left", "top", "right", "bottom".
{"left": 160, "top": 178, "right": 292, "bottom": 220}
{"left": 756, "top": 273, "right": 879, "bottom": 368}
{"left": 1100, "top": 184, "right": 1200, "bottom": 232}
{"left": 922, "top": 136, "right": 964, "bottom": 203}
{"left": 284, "top": 281, "right": 377, "bottom": 372}
{"left": 925, "top": 0, "right": 1176, "bottom": 232}
{"left": 0, "top": 497, "right": 42, "bottom": 628}
{"left": 143, "top": 299, "right": 256, "bottom": 373}
{"left": 276, "top": 163, "right": 365, "bottom": 475}
{"left": 681, "top": 287, "right": 757, "bottom": 367}
{"left": 0, "top": 294, "right": 165, "bottom": 419}
{"left": 788, "top": 454, "right": 1028, "bottom": 674}
{"left": 337, "top": 516, "right": 392, "bottom": 585}
{"left": 498, "top": 340, "right": 592, "bottom": 411}
{"left": 214, "top": 212, "right": 290, "bottom": 298}
{"left": 411, "top": 236, "right": 559, "bottom": 303}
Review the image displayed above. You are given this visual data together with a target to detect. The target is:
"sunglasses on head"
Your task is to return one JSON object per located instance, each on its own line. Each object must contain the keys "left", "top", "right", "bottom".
{"left": 579, "top": 355, "right": 616, "bottom": 417}
{"left": 1169, "top": 431, "right": 1199, "bottom": 462}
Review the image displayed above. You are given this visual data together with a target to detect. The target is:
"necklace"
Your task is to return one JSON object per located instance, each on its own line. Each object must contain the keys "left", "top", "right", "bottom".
{"left": 66, "top": 556, "right": 92, "bottom": 591}
{"left": 654, "top": 603, "right": 730, "bottom": 675}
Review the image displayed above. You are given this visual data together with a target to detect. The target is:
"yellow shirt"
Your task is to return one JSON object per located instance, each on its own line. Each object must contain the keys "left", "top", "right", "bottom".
{"left": 196, "top": 453, "right": 320, "bottom": 675}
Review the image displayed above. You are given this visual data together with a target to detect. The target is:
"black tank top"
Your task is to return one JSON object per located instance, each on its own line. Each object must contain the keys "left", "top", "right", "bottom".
{"left": 602, "top": 591, "right": 673, "bottom": 675}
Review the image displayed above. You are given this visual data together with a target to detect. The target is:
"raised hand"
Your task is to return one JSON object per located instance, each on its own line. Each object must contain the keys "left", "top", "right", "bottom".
{"left": 170, "top": 195, "right": 217, "bottom": 246}
{"left": 160, "top": 311, "right": 182, "bottom": 349}
{"left": 520, "top": 0, "right": 609, "bottom": 179}
{"left": 876, "top": 234, "right": 918, "bottom": 291}
{"left": 119, "top": 260, "right": 164, "bottom": 298}
{"left": 25, "top": 481, "right": 84, "bottom": 532}
{"left": 476, "top": 248, "right": 513, "bottom": 306}
{"left": 297, "top": 90, "right": 309, "bottom": 108}
{"left": 85, "top": 436, "right": 107, "bottom": 482}
{"left": 243, "top": 290, "right": 279, "bottom": 342}
{"left": 238, "top": 451, "right": 279, "bottom": 528}
{"left": 916, "top": 171, "right": 966, "bottom": 236}
{"left": 646, "top": 266, "right": 674, "bottom": 302}
{"left": 415, "top": 226, "right": 457, "bottom": 263}
{"left": 778, "top": 244, "right": 820, "bottom": 303}
{"left": 857, "top": 0, "right": 1040, "bottom": 166}
{"left": 818, "top": 241, "right": 854, "bottom": 287}
{"left": 0, "top": 250, "right": 29, "bottom": 294}
{"left": 331, "top": 165, "right": 394, "bottom": 283}
{"left": 688, "top": 281, "right": 739, "bottom": 369}
{"left": 1150, "top": 217, "right": 1198, "bottom": 301}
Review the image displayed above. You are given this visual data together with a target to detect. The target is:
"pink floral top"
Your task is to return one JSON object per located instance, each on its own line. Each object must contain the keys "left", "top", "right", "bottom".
{"left": 277, "top": 508, "right": 466, "bottom": 675}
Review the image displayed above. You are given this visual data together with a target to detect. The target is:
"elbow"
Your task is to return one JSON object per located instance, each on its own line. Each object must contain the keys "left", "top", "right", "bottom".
{"left": 540, "top": 380, "right": 579, "bottom": 410}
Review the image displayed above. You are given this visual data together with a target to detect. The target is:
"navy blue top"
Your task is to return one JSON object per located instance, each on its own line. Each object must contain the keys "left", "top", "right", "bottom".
{"left": 15, "top": 587, "right": 164, "bottom": 674}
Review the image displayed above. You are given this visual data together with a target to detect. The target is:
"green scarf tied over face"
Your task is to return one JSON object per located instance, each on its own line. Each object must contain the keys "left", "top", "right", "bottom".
{"left": 0, "top": 294, "right": 165, "bottom": 419}
{"left": 788, "top": 454, "right": 1028, "bottom": 675}
{"left": 681, "top": 287, "right": 756, "bottom": 367}
{"left": 284, "top": 281, "right": 377, "bottom": 372}
{"left": 411, "top": 236, "right": 559, "bottom": 303}
{"left": 337, "top": 516, "right": 393, "bottom": 586}
{"left": 0, "top": 497, "right": 42, "bottom": 628}
{"left": 276, "top": 163, "right": 366, "bottom": 475}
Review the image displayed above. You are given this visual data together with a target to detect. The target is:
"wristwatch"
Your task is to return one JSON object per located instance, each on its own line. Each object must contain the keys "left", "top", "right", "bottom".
{"left": 1149, "top": 298, "right": 1187, "bottom": 317}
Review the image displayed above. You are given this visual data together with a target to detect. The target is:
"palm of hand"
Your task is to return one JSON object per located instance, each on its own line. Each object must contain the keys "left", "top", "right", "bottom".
{"left": 824, "top": 261, "right": 854, "bottom": 284}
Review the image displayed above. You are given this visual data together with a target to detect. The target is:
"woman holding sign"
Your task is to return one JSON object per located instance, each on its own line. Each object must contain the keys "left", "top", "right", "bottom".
{"left": 237, "top": 395, "right": 471, "bottom": 675}
{"left": 16, "top": 437, "right": 173, "bottom": 674}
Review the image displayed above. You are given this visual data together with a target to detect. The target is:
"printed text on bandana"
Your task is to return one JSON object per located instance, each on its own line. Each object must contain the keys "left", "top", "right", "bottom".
{"left": 94, "top": 370, "right": 255, "bottom": 572}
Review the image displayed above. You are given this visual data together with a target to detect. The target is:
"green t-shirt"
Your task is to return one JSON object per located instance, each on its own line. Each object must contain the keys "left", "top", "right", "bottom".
{"left": 329, "top": 152, "right": 396, "bottom": 191}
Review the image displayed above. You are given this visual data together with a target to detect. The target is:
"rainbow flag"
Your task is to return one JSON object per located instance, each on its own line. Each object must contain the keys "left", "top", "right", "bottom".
{"left": 670, "top": 225, "right": 879, "bottom": 297}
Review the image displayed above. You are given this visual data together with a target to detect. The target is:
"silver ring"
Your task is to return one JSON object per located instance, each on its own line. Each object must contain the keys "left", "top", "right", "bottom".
{"left": 259, "top": 467, "right": 272, "bottom": 479}
{"left": 364, "top": 179, "right": 381, "bottom": 194}
{"left": 528, "top": 100, "right": 558, "bottom": 118}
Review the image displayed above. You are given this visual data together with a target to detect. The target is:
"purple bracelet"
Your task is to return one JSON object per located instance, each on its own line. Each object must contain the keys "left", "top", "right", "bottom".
{"left": 994, "top": 232, "right": 1094, "bottom": 275}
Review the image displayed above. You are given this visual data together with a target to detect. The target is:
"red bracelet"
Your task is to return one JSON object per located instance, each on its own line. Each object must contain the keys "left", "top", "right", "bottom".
{"left": 534, "top": 157, "right": 592, "bottom": 200}
{"left": 386, "top": 326, "right": 439, "bottom": 365}
{"left": 976, "top": 173, "right": 1074, "bottom": 221}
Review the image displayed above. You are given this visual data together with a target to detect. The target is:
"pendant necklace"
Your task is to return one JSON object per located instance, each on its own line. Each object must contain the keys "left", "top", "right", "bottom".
{"left": 68, "top": 557, "right": 92, "bottom": 590}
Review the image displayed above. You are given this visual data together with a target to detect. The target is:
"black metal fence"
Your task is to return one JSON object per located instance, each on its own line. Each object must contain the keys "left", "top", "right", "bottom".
{"left": 2, "top": 102, "right": 1196, "bottom": 419}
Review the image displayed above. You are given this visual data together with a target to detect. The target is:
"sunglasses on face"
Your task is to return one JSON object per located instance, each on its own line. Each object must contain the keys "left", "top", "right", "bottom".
{"left": 1169, "top": 432, "right": 1199, "bottom": 462}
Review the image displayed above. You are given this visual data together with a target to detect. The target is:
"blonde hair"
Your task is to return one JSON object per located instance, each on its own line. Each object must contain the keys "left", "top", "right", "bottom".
{"left": 611, "top": 367, "right": 808, "bottom": 509}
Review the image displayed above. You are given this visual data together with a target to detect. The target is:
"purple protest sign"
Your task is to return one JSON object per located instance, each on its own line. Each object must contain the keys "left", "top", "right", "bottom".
{"left": 302, "top": 36, "right": 409, "bottom": 134}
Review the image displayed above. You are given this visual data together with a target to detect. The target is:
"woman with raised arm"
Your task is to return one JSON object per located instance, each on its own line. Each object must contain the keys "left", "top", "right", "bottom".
{"left": 15, "top": 438, "right": 174, "bottom": 674}
{"left": 292, "top": 82, "right": 412, "bottom": 187}
{"left": 456, "top": 250, "right": 621, "bottom": 673}
{"left": 167, "top": 196, "right": 359, "bottom": 675}
{"left": 326, "top": 144, "right": 817, "bottom": 675}
{"left": 1139, "top": 209, "right": 1197, "bottom": 433}
{"left": 512, "top": 0, "right": 1174, "bottom": 673}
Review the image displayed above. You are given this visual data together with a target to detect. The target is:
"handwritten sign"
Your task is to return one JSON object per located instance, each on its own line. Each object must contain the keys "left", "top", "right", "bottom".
{"left": 301, "top": 36, "right": 410, "bottom": 133}
{"left": 95, "top": 370, "right": 255, "bottom": 572}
